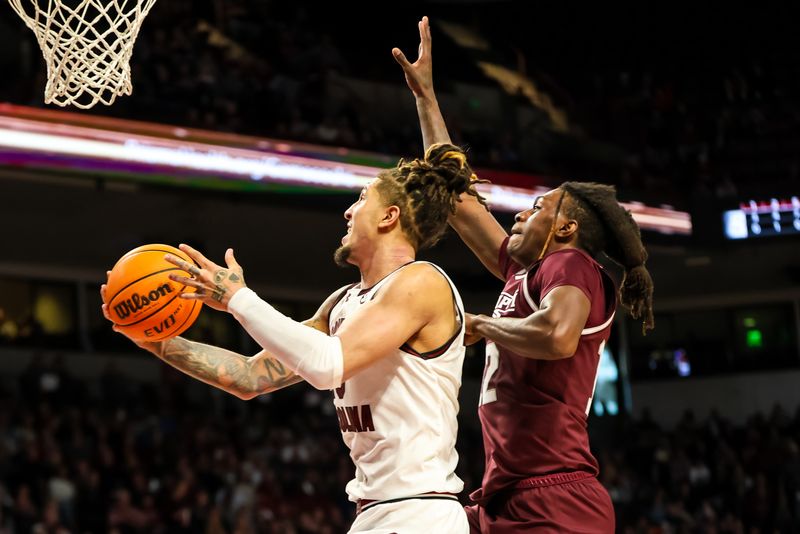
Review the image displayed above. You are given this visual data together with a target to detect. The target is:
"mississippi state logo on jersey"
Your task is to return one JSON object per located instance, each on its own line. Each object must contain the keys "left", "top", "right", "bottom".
{"left": 492, "top": 269, "right": 527, "bottom": 317}
{"left": 493, "top": 290, "right": 517, "bottom": 317}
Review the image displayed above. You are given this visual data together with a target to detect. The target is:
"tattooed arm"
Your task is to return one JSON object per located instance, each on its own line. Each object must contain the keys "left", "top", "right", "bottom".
{"left": 144, "top": 320, "right": 316, "bottom": 400}
{"left": 102, "top": 274, "right": 349, "bottom": 400}
{"left": 137, "top": 288, "right": 345, "bottom": 399}
{"left": 150, "top": 339, "right": 302, "bottom": 400}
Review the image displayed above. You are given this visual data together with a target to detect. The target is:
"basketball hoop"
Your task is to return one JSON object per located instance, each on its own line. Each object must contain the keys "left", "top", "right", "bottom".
{"left": 7, "top": 0, "right": 158, "bottom": 109}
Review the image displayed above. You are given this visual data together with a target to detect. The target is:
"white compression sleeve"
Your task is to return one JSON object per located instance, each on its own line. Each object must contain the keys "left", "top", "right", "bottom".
{"left": 228, "top": 288, "right": 344, "bottom": 390}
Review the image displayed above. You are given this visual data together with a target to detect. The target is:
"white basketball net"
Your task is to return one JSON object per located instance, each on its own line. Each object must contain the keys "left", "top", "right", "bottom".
{"left": 7, "top": 0, "right": 158, "bottom": 109}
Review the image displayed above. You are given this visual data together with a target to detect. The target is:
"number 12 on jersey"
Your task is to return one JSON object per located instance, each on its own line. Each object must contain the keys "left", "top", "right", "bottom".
{"left": 478, "top": 339, "right": 607, "bottom": 414}
{"left": 479, "top": 342, "right": 499, "bottom": 406}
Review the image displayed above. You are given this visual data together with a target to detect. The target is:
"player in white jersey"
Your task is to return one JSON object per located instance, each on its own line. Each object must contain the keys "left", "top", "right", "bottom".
{"left": 330, "top": 263, "right": 465, "bottom": 504}
{"left": 102, "top": 143, "right": 487, "bottom": 533}
{"left": 329, "top": 261, "right": 466, "bottom": 531}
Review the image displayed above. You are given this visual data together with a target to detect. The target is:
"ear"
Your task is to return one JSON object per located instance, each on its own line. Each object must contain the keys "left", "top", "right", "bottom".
{"left": 555, "top": 217, "right": 578, "bottom": 239}
{"left": 378, "top": 205, "right": 401, "bottom": 230}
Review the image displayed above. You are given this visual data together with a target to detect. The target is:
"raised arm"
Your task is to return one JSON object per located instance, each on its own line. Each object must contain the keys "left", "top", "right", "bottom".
{"left": 393, "top": 16, "right": 508, "bottom": 280}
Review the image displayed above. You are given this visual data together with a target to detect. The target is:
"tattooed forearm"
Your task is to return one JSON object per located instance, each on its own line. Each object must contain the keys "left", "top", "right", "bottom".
{"left": 158, "top": 337, "right": 245, "bottom": 391}
{"left": 254, "top": 358, "right": 303, "bottom": 392}
{"left": 155, "top": 337, "right": 301, "bottom": 399}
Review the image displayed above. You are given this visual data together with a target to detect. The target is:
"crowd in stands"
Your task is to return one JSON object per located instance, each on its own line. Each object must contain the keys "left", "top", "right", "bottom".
{"left": 1, "top": 352, "right": 799, "bottom": 533}
{"left": 604, "top": 406, "right": 800, "bottom": 532}
{"left": 0, "top": 354, "right": 353, "bottom": 533}
{"left": 1, "top": 1, "right": 797, "bottom": 204}
{"left": 578, "top": 63, "right": 800, "bottom": 200}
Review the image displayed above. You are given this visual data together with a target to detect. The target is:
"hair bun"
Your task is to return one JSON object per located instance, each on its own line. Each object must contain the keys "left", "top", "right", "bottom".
{"left": 423, "top": 143, "right": 475, "bottom": 195}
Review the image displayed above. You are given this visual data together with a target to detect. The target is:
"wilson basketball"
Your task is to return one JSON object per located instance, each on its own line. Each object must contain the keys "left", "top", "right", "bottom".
{"left": 104, "top": 244, "right": 203, "bottom": 342}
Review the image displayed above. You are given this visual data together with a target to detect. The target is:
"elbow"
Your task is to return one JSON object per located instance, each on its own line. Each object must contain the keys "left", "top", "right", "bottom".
{"left": 233, "top": 385, "right": 261, "bottom": 401}
{"left": 549, "top": 331, "right": 580, "bottom": 360}
{"left": 306, "top": 378, "right": 337, "bottom": 392}
{"left": 234, "top": 390, "right": 255, "bottom": 401}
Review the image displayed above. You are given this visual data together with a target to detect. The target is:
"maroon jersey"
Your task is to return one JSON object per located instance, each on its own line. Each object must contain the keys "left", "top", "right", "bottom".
{"left": 470, "top": 239, "right": 617, "bottom": 506}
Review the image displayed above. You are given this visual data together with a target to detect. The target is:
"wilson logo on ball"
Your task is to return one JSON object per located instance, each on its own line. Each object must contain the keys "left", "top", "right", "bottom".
{"left": 106, "top": 244, "right": 203, "bottom": 342}
{"left": 113, "top": 283, "right": 174, "bottom": 320}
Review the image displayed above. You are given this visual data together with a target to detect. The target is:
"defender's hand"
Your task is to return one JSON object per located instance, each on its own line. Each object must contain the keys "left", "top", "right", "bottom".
{"left": 393, "top": 16, "right": 434, "bottom": 99}
{"left": 165, "top": 244, "right": 246, "bottom": 312}
{"left": 464, "top": 312, "right": 485, "bottom": 346}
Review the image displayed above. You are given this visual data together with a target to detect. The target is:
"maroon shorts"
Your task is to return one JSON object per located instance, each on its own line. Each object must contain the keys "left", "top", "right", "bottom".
{"left": 465, "top": 473, "right": 615, "bottom": 533}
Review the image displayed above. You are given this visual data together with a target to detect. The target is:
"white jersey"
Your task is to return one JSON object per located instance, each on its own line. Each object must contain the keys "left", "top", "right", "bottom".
{"left": 328, "top": 261, "right": 466, "bottom": 504}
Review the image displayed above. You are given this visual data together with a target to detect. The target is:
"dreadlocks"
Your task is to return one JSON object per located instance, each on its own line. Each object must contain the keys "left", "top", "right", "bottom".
{"left": 374, "top": 143, "right": 489, "bottom": 251}
{"left": 558, "top": 182, "right": 655, "bottom": 334}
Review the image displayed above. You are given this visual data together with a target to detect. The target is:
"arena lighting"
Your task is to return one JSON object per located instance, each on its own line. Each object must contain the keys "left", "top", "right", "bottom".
{"left": 0, "top": 104, "right": 691, "bottom": 234}
{"left": 0, "top": 129, "right": 373, "bottom": 190}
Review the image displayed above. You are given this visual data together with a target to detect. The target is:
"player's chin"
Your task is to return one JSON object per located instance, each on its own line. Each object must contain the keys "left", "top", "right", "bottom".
{"left": 508, "top": 234, "right": 537, "bottom": 262}
{"left": 333, "top": 244, "right": 354, "bottom": 268}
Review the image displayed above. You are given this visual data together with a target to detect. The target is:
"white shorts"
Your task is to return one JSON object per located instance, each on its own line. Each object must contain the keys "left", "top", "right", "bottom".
{"left": 348, "top": 498, "right": 468, "bottom": 534}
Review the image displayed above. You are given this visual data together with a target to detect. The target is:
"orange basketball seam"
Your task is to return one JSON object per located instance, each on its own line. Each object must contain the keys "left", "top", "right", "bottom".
{"left": 113, "top": 247, "right": 192, "bottom": 268}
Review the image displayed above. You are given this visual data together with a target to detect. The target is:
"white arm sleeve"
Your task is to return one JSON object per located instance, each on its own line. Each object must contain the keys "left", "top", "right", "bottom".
{"left": 228, "top": 288, "right": 344, "bottom": 390}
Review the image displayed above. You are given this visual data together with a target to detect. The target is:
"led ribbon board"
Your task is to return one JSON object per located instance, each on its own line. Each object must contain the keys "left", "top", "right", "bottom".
{"left": 0, "top": 103, "right": 691, "bottom": 235}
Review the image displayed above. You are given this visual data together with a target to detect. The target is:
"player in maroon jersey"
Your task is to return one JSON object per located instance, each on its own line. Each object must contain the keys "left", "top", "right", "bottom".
{"left": 394, "top": 17, "right": 655, "bottom": 533}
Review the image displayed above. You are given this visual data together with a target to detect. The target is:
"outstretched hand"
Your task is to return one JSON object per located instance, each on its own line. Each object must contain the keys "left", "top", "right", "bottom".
{"left": 393, "top": 16, "right": 434, "bottom": 99}
{"left": 164, "top": 244, "right": 246, "bottom": 312}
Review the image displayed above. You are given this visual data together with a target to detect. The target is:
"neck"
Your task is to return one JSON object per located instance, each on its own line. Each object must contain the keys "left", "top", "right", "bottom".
{"left": 355, "top": 242, "right": 416, "bottom": 288}
{"left": 514, "top": 241, "right": 577, "bottom": 269}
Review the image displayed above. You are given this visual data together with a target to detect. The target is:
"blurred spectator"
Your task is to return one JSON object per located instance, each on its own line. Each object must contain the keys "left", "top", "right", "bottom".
{"left": 0, "top": 309, "right": 17, "bottom": 342}
{"left": 0, "top": 368, "right": 352, "bottom": 533}
{"left": 1, "top": 358, "right": 800, "bottom": 532}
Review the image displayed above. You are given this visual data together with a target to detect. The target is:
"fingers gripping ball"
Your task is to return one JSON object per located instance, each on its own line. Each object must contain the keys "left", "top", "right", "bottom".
{"left": 104, "top": 244, "right": 203, "bottom": 342}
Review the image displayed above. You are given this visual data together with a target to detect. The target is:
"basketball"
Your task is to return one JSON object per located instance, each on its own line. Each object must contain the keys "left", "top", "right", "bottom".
{"left": 104, "top": 244, "right": 203, "bottom": 342}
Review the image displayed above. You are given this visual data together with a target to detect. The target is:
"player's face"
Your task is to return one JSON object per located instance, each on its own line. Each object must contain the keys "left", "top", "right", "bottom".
{"left": 507, "top": 189, "right": 562, "bottom": 265}
{"left": 335, "top": 181, "right": 384, "bottom": 266}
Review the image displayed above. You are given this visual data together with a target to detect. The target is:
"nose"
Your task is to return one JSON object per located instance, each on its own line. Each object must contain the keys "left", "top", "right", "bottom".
{"left": 514, "top": 209, "right": 530, "bottom": 223}
{"left": 344, "top": 203, "right": 354, "bottom": 220}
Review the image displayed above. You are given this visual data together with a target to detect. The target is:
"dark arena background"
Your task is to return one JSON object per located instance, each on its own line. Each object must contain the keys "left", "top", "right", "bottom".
{"left": 1, "top": 1, "right": 799, "bottom": 532}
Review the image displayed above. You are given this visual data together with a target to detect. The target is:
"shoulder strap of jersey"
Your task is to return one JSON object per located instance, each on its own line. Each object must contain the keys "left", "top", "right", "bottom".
{"left": 364, "top": 261, "right": 465, "bottom": 331}
{"left": 327, "top": 283, "right": 358, "bottom": 330}
{"left": 580, "top": 268, "right": 617, "bottom": 336}
{"left": 415, "top": 261, "right": 465, "bottom": 333}
{"left": 397, "top": 261, "right": 466, "bottom": 358}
